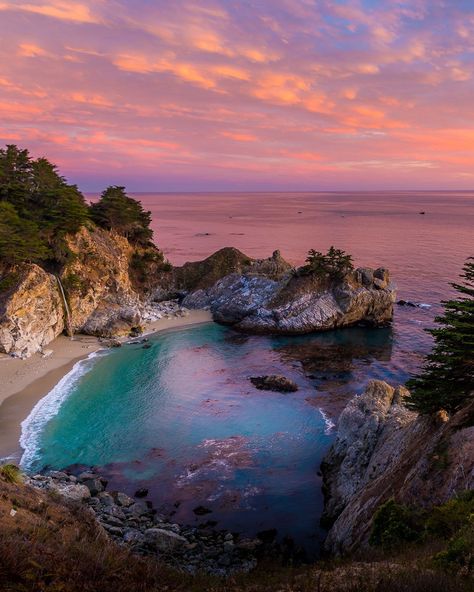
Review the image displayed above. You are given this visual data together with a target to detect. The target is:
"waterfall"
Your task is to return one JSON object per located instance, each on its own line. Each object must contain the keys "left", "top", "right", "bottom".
{"left": 56, "top": 276, "right": 73, "bottom": 338}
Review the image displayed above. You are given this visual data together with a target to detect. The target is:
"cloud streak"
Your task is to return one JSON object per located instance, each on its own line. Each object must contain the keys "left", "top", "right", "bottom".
{"left": 0, "top": 0, "right": 473, "bottom": 189}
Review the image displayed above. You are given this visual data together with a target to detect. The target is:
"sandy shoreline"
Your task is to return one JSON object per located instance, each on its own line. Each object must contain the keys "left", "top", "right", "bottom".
{"left": 0, "top": 309, "right": 213, "bottom": 463}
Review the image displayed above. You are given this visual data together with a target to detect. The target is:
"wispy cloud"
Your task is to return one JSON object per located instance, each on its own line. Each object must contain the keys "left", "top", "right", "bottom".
{"left": 0, "top": 0, "right": 474, "bottom": 189}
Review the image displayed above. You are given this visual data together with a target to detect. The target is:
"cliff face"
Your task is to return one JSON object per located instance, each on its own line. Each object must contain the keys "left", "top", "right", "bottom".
{"left": 0, "top": 226, "right": 167, "bottom": 357}
{"left": 61, "top": 226, "right": 142, "bottom": 336}
{"left": 183, "top": 261, "right": 395, "bottom": 334}
{"left": 321, "top": 380, "right": 474, "bottom": 554}
{"left": 0, "top": 264, "right": 64, "bottom": 357}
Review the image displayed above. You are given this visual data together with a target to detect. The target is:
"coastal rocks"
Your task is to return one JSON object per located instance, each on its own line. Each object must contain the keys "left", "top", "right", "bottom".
{"left": 250, "top": 375, "right": 298, "bottom": 393}
{"left": 183, "top": 262, "right": 396, "bottom": 335}
{"left": 0, "top": 263, "right": 64, "bottom": 357}
{"left": 28, "top": 470, "right": 259, "bottom": 576}
{"left": 321, "top": 381, "right": 474, "bottom": 554}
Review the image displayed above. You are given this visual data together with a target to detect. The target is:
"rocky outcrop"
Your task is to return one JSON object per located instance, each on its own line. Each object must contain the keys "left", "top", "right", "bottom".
{"left": 321, "top": 380, "right": 474, "bottom": 554}
{"left": 0, "top": 264, "right": 64, "bottom": 357}
{"left": 183, "top": 262, "right": 395, "bottom": 334}
{"left": 172, "top": 247, "right": 291, "bottom": 294}
{"left": 28, "top": 470, "right": 259, "bottom": 576}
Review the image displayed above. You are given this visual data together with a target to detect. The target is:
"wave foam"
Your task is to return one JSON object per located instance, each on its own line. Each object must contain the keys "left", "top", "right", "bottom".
{"left": 19, "top": 351, "right": 102, "bottom": 471}
{"left": 318, "top": 408, "right": 336, "bottom": 435}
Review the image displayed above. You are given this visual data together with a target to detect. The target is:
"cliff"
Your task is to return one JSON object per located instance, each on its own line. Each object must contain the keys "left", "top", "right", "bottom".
{"left": 321, "top": 380, "right": 474, "bottom": 554}
{"left": 0, "top": 225, "right": 169, "bottom": 357}
{"left": 0, "top": 264, "right": 65, "bottom": 357}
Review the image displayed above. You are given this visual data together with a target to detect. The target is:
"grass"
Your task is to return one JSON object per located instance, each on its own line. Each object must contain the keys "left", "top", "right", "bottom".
{"left": 0, "top": 464, "right": 22, "bottom": 484}
{"left": 0, "top": 473, "right": 472, "bottom": 592}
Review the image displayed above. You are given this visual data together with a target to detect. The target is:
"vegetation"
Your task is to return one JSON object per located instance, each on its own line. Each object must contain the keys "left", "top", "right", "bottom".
{"left": 407, "top": 257, "right": 474, "bottom": 414}
{"left": 0, "top": 146, "right": 157, "bottom": 272}
{"left": 370, "top": 492, "right": 474, "bottom": 574}
{"left": 0, "top": 474, "right": 471, "bottom": 592}
{"left": 299, "top": 246, "right": 354, "bottom": 280}
{"left": 90, "top": 185, "right": 153, "bottom": 246}
{"left": 0, "top": 463, "right": 22, "bottom": 484}
{"left": 0, "top": 145, "right": 89, "bottom": 267}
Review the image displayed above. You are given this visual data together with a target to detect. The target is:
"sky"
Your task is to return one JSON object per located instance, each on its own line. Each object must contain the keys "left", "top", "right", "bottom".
{"left": 1, "top": 0, "right": 474, "bottom": 191}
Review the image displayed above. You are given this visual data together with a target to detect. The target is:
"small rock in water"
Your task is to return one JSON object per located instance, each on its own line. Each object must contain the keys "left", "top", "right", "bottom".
{"left": 193, "top": 505, "right": 213, "bottom": 516}
{"left": 250, "top": 375, "right": 298, "bottom": 393}
{"left": 135, "top": 487, "right": 149, "bottom": 498}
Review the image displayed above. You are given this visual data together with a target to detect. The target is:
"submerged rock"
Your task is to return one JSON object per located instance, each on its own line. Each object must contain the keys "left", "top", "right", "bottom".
{"left": 250, "top": 375, "right": 298, "bottom": 393}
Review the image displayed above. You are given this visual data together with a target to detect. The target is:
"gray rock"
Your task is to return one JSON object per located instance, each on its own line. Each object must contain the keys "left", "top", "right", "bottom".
{"left": 83, "top": 478, "right": 104, "bottom": 496}
{"left": 183, "top": 266, "right": 395, "bottom": 335}
{"left": 144, "top": 528, "right": 187, "bottom": 552}
{"left": 114, "top": 492, "right": 135, "bottom": 507}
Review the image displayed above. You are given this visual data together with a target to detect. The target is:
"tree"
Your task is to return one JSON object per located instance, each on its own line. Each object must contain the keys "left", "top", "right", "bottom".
{"left": 0, "top": 145, "right": 89, "bottom": 266}
{"left": 407, "top": 257, "right": 474, "bottom": 414}
{"left": 0, "top": 202, "right": 48, "bottom": 264}
{"left": 90, "top": 186, "right": 153, "bottom": 245}
{"left": 303, "top": 246, "right": 354, "bottom": 279}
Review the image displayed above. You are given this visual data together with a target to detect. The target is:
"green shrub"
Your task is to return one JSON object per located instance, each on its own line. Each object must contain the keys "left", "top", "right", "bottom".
{"left": 370, "top": 499, "right": 422, "bottom": 549}
{"left": 434, "top": 522, "right": 474, "bottom": 573}
{"left": 0, "top": 464, "right": 22, "bottom": 484}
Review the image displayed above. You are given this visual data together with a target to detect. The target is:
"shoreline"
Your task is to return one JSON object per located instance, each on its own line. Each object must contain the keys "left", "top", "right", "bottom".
{"left": 0, "top": 309, "right": 213, "bottom": 463}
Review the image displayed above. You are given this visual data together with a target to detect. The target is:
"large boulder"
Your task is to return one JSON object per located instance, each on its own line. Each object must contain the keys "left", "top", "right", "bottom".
{"left": 321, "top": 381, "right": 474, "bottom": 554}
{"left": 183, "top": 265, "right": 396, "bottom": 334}
{"left": 0, "top": 264, "right": 65, "bottom": 358}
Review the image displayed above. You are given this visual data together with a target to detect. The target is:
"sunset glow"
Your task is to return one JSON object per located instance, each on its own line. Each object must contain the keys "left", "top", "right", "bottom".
{"left": 1, "top": 0, "right": 474, "bottom": 190}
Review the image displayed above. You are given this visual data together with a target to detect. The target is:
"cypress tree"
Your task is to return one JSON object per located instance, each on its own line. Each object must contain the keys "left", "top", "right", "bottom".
{"left": 407, "top": 257, "right": 474, "bottom": 414}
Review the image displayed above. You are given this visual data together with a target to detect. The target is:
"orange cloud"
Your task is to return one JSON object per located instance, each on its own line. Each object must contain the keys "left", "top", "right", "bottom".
{"left": 0, "top": 1, "right": 100, "bottom": 24}
{"left": 221, "top": 131, "right": 257, "bottom": 142}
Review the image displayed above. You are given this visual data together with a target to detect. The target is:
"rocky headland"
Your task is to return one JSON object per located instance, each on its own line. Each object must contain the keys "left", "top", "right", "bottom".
{"left": 321, "top": 380, "right": 474, "bottom": 554}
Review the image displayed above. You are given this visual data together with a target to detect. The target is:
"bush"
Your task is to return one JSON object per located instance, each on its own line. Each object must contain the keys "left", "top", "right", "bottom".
{"left": 370, "top": 499, "right": 422, "bottom": 549}
{"left": 0, "top": 464, "right": 22, "bottom": 484}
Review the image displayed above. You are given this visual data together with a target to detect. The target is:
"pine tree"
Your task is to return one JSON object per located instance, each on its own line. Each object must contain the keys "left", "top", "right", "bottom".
{"left": 90, "top": 186, "right": 153, "bottom": 246}
{"left": 407, "top": 257, "right": 474, "bottom": 414}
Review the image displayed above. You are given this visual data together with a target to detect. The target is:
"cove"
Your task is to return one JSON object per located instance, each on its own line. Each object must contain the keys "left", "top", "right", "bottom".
{"left": 21, "top": 321, "right": 402, "bottom": 556}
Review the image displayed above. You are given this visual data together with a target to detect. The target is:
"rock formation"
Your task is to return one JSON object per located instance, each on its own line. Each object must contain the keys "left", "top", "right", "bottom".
{"left": 183, "top": 254, "right": 396, "bottom": 334}
{"left": 321, "top": 380, "right": 474, "bottom": 554}
{"left": 0, "top": 264, "right": 64, "bottom": 357}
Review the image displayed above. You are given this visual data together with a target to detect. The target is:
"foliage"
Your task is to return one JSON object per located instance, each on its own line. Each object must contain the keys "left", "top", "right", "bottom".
{"left": 0, "top": 464, "right": 22, "bottom": 484}
{"left": 0, "top": 145, "right": 89, "bottom": 267}
{"left": 300, "top": 246, "right": 354, "bottom": 280}
{"left": 369, "top": 499, "right": 421, "bottom": 549}
{"left": 90, "top": 186, "right": 153, "bottom": 246}
{"left": 0, "top": 202, "right": 48, "bottom": 264}
{"left": 433, "top": 522, "right": 474, "bottom": 573}
{"left": 406, "top": 257, "right": 474, "bottom": 414}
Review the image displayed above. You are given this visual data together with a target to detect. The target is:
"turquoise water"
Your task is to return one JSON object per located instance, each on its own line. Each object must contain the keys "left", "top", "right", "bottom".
{"left": 21, "top": 321, "right": 402, "bottom": 555}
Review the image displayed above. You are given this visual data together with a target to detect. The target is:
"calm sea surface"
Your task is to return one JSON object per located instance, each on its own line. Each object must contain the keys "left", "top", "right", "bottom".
{"left": 22, "top": 192, "right": 474, "bottom": 556}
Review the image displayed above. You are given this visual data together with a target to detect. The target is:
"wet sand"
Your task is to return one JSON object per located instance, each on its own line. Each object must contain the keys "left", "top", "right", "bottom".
{"left": 0, "top": 309, "right": 212, "bottom": 462}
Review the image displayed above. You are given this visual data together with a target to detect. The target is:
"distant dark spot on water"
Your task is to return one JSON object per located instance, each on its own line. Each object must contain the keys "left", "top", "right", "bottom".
{"left": 195, "top": 232, "right": 212, "bottom": 236}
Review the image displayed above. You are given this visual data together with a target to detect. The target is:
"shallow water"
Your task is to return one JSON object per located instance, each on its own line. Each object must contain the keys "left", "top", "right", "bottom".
{"left": 25, "top": 191, "right": 474, "bottom": 555}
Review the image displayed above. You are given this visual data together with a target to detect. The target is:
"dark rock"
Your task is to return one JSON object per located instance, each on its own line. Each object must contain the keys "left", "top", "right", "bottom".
{"left": 134, "top": 487, "right": 149, "bottom": 498}
{"left": 193, "top": 505, "right": 213, "bottom": 516}
{"left": 250, "top": 375, "right": 298, "bottom": 393}
{"left": 83, "top": 478, "right": 104, "bottom": 496}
